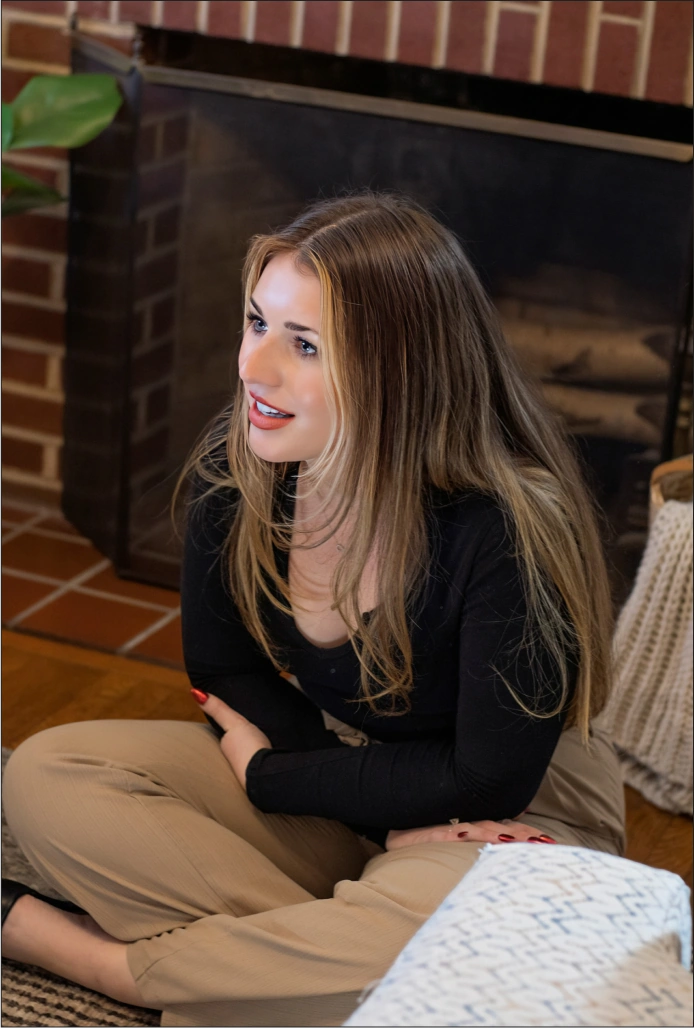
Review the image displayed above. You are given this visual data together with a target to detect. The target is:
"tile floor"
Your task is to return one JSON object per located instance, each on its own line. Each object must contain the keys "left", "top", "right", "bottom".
{"left": 2, "top": 500, "right": 183, "bottom": 668}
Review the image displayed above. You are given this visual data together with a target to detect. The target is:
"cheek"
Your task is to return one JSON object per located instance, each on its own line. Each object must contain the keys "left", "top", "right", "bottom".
{"left": 298, "top": 374, "right": 330, "bottom": 417}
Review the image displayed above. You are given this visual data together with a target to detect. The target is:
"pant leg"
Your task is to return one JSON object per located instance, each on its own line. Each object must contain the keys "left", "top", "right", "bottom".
{"left": 3, "top": 718, "right": 625, "bottom": 1028}
{"left": 130, "top": 840, "right": 488, "bottom": 1028}
{"left": 127, "top": 723, "right": 626, "bottom": 1028}
{"left": 522, "top": 725, "right": 627, "bottom": 854}
{"left": 1, "top": 719, "right": 374, "bottom": 941}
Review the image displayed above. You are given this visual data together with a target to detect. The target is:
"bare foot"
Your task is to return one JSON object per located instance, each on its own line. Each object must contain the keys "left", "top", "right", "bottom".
{"left": 2, "top": 893, "right": 105, "bottom": 966}
{"left": 2, "top": 893, "right": 152, "bottom": 1008}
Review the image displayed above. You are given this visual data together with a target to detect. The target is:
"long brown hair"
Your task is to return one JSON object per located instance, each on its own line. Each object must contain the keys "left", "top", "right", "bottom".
{"left": 177, "top": 191, "right": 614, "bottom": 740}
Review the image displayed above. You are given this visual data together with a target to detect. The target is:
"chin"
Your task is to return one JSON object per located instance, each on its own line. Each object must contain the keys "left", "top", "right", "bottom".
{"left": 247, "top": 430, "right": 300, "bottom": 464}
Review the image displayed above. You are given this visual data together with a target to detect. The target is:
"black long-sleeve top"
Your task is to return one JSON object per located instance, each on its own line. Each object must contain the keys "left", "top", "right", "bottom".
{"left": 181, "top": 468, "right": 578, "bottom": 847}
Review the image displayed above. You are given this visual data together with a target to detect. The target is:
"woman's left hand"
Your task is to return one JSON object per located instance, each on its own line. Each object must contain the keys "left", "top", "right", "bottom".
{"left": 191, "top": 689, "right": 271, "bottom": 790}
{"left": 385, "top": 819, "right": 556, "bottom": 850}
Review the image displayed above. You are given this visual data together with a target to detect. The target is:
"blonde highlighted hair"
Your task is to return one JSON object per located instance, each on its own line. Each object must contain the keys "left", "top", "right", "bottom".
{"left": 177, "top": 191, "right": 614, "bottom": 741}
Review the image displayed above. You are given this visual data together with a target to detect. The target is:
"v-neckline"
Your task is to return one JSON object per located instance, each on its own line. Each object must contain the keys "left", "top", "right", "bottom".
{"left": 273, "top": 469, "right": 374, "bottom": 656}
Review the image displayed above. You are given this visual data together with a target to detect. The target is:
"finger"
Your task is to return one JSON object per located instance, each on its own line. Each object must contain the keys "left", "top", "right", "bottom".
{"left": 472, "top": 820, "right": 557, "bottom": 844}
{"left": 190, "top": 690, "right": 248, "bottom": 733}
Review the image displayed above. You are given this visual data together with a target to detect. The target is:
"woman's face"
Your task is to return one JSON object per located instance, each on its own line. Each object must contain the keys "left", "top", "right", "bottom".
{"left": 238, "top": 252, "right": 332, "bottom": 465}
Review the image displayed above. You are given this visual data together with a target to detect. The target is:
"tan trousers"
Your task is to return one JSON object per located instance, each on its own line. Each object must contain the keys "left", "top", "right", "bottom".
{"left": 2, "top": 719, "right": 625, "bottom": 1028}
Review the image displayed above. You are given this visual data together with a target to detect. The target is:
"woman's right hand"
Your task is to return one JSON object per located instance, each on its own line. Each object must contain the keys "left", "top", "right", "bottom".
{"left": 385, "top": 819, "right": 556, "bottom": 850}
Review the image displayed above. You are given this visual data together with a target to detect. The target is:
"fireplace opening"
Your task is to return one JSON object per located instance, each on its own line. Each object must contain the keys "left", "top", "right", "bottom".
{"left": 63, "top": 28, "right": 693, "bottom": 610}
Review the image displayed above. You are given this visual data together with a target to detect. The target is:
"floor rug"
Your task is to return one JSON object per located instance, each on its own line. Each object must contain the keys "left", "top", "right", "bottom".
{"left": 1, "top": 747, "right": 161, "bottom": 1027}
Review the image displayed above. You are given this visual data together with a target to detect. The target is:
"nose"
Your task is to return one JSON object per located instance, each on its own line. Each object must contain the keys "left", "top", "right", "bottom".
{"left": 238, "top": 326, "right": 283, "bottom": 388}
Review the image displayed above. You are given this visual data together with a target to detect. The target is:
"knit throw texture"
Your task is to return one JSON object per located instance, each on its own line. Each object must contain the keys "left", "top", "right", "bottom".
{"left": 599, "top": 500, "right": 693, "bottom": 816}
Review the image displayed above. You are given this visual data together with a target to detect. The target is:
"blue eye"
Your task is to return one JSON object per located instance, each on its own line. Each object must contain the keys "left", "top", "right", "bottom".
{"left": 245, "top": 312, "right": 318, "bottom": 359}
{"left": 246, "top": 314, "right": 266, "bottom": 334}
{"left": 295, "top": 337, "right": 318, "bottom": 359}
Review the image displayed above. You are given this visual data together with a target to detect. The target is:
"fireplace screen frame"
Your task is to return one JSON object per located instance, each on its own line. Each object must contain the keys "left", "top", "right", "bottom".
{"left": 62, "top": 29, "right": 693, "bottom": 607}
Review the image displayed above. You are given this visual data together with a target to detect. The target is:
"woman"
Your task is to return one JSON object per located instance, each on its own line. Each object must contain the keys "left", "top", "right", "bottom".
{"left": 2, "top": 192, "right": 625, "bottom": 1028}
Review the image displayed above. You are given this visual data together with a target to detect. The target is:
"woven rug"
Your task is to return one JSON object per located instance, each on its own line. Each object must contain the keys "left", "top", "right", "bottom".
{"left": 1, "top": 747, "right": 161, "bottom": 1027}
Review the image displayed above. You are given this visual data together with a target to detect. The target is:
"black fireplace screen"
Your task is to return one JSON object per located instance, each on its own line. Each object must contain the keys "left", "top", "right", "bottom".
{"left": 63, "top": 32, "right": 693, "bottom": 608}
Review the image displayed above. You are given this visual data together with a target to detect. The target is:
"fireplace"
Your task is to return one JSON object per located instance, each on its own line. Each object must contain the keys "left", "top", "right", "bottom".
{"left": 62, "top": 28, "right": 693, "bottom": 609}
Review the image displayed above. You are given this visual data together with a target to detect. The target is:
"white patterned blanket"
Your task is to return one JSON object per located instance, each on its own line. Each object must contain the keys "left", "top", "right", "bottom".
{"left": 344, "top": 843, "right": 693, "bottom": 1027}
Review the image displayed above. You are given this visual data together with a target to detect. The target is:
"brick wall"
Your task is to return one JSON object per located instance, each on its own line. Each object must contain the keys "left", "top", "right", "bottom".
{"left": 2, "top": 0, "right": 693, "bottom": 506}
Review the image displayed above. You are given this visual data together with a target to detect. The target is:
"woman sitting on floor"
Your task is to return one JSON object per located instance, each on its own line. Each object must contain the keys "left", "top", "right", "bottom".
{"left": 2, "top": 191, "right": 624, "bottom": 1028}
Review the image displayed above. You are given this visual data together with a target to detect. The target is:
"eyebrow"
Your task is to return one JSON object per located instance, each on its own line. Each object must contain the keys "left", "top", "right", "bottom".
{"left": 250, "top": 296, "right": 318, "bottom": 335}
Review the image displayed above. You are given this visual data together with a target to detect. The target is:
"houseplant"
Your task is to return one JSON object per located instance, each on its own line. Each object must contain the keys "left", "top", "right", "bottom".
{"left": 2, "top": 73, "right": 122, "bottom": 217}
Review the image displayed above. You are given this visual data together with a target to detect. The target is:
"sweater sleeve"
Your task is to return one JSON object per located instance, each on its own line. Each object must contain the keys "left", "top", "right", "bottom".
{"left": 181, "top": 481, "right": 345, "bottom": 753}
{"left": 245, "top": 508, "right": 578, "bottom": 830}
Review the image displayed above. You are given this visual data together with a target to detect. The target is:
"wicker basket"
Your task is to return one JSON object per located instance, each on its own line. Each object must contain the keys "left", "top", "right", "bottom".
{"left": 648, "top": 454, "right": 693, "bottom": 529}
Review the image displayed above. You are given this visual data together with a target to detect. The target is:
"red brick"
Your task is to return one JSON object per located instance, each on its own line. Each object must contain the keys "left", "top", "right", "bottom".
{"left": 119, "top": 0, "right": 152, "bottom": 22}
{"left": 76, "top": 0, "right": 111, "bottom": 16}
{"left": 493, "top": 9, "right": 536, "bottom": 82}
{"left": 134, "top": 218, "right": 149, "bottom": 255}
{"left": 146, "top": 383, "right": 170, "bottom": 425}
{"left": 2, "top": 256, "right": 51, "bottom": 298}
{"left": 3, "top": 1, "right": 67, "bottom": 12}
{"left": 152, "top": 205, "right": 181, "bottom": 248}
{"left": 2, "top": 301, "right": 64, "bottom": 343}
{"left": 602, "top": 1, "right": 644, "bottom": 17}
{"left": 2, "top": 68, "right": 33, "bottom": 102}
{"left": 397, "top": 1, "right": 436, "bottom": 66}
{"left": 139, "top": 161, "right": 185, "bottom": 207}
{"left": 544, "top": 1, "right": 590, "bottom": 91}
{"left": 445, "top": 0, "right": 486, "bottom": 74}
{"left": 646, "top": 1, "right": 692, "bottom": 105}
{"left": 2, "top": 212, "right": 67, "bottom": 253}
{"left": 150, "top": 295, "right": 175, "bottom": 338}
{"left": 162, "top": 0, "right": 197, "bottom": 31}
{"left": 135, "top": 252, "right": 178, "bottom": 301}
{"left": 131, "top": 426, "right": 168, "bottom": 472}
{"left": 593, "top": 21, "right": 639, "bottom": 96}
{"left": 6, "top": 21, "right": 70, "bottom": 65}
{"left": 2, "top": 436, "right": 44, "bottom": 474}
{"left": 3, "top": 159, "right": 62, "bottom": 191}
{"left": 349, "top": 0, "right": 388, "bottom": 61}
{"left": 302, "top": 0, "right": 339, "bottom": 53}
{"left": 2, "top": 347, "right": 48, "bottom": 387}
{"left": 132, "top": 342, "right": 173, "bottom": 386}
{"left": 2, "top": 390, "right": 64, "bottom": 435}
{"left": 81, "top": 31, "right": 134, "bottom": 54}
{"left": 137, "top": 123, "right": 158, "bottom": 164}
{"left": 254, "top": 0, "right": 292, "bottom": 46}
{"left": 140, "top": 84, "right": 186, "bottom": 116}
{"left": 207, "top": 0, "right": 242, "bottom": 37}
{"left": 161, "top": 115, "right": 189, "bottom": 156}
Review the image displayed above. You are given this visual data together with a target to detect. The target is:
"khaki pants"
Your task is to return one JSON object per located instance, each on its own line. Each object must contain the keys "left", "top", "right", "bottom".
{"left": 2, "top": 719, "right": 625, "bottom": 1028}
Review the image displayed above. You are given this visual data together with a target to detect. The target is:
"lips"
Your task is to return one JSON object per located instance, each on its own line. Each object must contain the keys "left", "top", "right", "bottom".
{"left": 249, "top": 391, "right": 294, "bottom": 417}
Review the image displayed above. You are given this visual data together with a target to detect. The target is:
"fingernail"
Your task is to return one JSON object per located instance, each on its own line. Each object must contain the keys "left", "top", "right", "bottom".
{"left": 498, "top": 834, "right": 515, "bottom": 842}
{"left": 190, "top": 688, "right": 209, "bottom": 704}
{"left": 457, "top": 831, "right": 468, "bottom": 838}
{"left": 538, "top": 835, "right": 557, "bottom": 844}
{"left": 527, "top": 837, "right": 543, "bottom": 842}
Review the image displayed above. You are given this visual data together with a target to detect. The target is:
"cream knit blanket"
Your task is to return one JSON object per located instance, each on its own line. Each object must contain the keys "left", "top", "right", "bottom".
{"left": 598, "top": 500, "right": 693, "bottom": 816}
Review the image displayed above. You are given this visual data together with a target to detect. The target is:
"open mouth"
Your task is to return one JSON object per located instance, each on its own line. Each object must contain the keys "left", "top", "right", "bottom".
{"left": 249, "top": 392, "right": 295, "bottom": 418}
{"left": 255, "top": 399, "right": 293, "bottom": 418}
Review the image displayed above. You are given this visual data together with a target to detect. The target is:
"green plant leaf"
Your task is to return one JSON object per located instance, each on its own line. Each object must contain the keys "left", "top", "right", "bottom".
{"left": 2, "top": 103, "right": 14, "bottom": 152}
{"left": 2, "top": 163, "right": 63, "bottom": 216}
{"left": 8, "top": 73, "right": 122, "bottom": 151}
{"left": 2, "top": 191, "right": 64, "bottom": 216}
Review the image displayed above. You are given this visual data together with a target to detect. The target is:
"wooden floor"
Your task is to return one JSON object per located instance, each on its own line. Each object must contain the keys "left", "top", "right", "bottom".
{"left": 2, "top": 629, "right": 691, "bottom": 887}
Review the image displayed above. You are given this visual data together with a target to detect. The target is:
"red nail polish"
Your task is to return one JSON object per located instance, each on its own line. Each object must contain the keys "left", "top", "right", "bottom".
{"left": 538, "top": 835, "right": 557, "bottom": 844}
{"left": 190, "top": 688, "right": 209, "bottom": 704}
{"left": 498, "top": 834, "right": 515, "bottom": 842}
{"left": 457, "top": 831, "right": 468, "bottom": 838}
{"left": 527, "top": 837, "right": 543, "bottom": 842}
